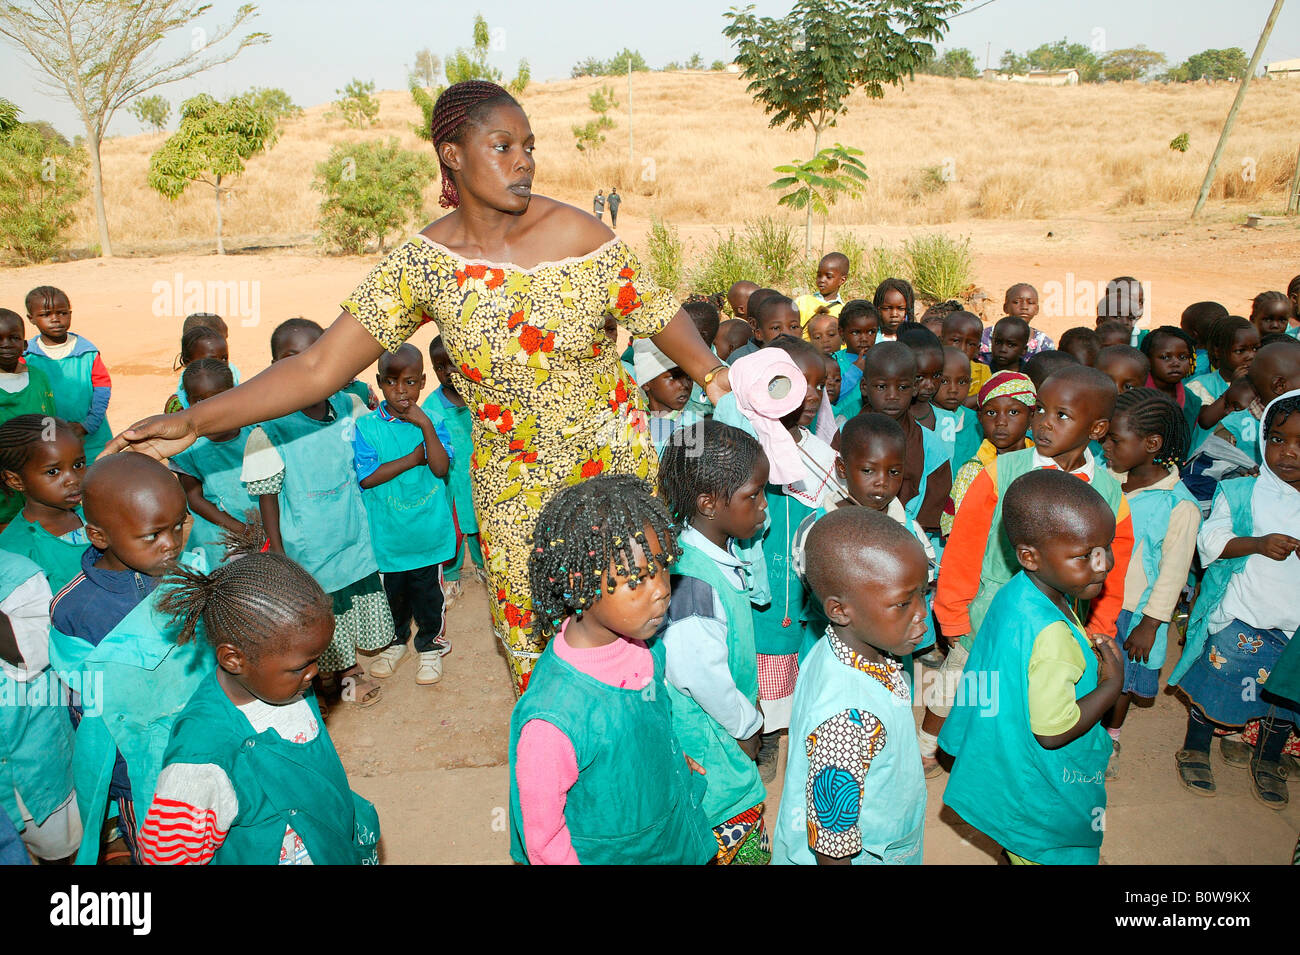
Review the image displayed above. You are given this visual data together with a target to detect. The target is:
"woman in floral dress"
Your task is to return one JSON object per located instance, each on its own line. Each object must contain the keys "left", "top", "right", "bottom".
{"left": 108, "top": 81, "right": 730, "bottom": 694}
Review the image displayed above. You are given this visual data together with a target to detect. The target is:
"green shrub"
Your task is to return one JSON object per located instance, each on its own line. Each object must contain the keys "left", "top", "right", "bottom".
{"left": 743, "top": 216, "right": 801, "bottom": 290}
{"left": 645, "top": 216, "right": 684, "bottom": 297}
{"left": 904, "top": 233, "right": 973, "bottom": 303}
{"left": 333, "top": 79, "right": 379, "bottom": 128}
{"left": 1169, "top": 132, "right": 1189, "bottom": 153}
{"left": 689, "top": 230, "right": 763, "bottom": 301}
{"left": 0, "top": 121, "right": 87, "bottom": 263}
{"left": 859, "top": 244, "right": 909, "bottom": 297}
{"left": 313, "top": 139, "right": 437, "bottom": 254}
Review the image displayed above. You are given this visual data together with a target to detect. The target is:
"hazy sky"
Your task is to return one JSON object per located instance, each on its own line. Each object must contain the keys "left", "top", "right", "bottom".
{"left": 4, "top": 0, "right": 1298, "bottom": 139}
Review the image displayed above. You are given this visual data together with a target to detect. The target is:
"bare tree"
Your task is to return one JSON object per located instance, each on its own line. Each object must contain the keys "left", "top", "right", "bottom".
{"left": 0, "top": 1, "right": 269, "bottom": 257}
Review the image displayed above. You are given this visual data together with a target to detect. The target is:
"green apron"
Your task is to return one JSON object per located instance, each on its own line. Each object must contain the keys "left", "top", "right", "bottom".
{"left": 0, "top": 365, "right": 56, "bottom": 526}
{"left": 25, "top": 344, "right": 112, "bottom": 460}
{"left": 0, "top": 508, "right": 88, "bottom": 595}
{"left": 1125, "top": 480, "right": 1200, "bottom": 670}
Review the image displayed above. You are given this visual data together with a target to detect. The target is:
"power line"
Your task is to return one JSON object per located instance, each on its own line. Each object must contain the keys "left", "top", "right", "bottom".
{"left": 951, "top": 0, "right": 1000, "bottom": 18}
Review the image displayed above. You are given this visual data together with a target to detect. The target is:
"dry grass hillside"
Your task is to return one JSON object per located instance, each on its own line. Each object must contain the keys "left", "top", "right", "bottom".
{"left": 73, "top": 72, "right": 1300, "bottom": 255}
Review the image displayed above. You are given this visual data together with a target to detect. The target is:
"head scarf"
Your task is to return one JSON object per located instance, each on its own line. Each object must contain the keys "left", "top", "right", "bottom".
{"left": 631, "top": 339, "right": 676, "bottom": 387}
{"left": 728, "top": 349, "right": 809, "bottom": 485}
{"left": 977, "top": 370, "right": 1037, "bottom": 409}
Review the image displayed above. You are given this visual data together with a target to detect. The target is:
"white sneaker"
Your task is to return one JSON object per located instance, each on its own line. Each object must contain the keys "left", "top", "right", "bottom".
{"left": 416, "top": 650, "right": 443, "bottom": 685}
{"left": 369, "top": 644, "right": 409, "bottom": 679}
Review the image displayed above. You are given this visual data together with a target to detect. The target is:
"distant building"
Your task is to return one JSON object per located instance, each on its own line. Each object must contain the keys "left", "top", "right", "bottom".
{"left": 1265, "top": 58, "right": 1300, "bottom": 79}
{"left": 982, "top": 68, "right": 1080, "bottom": 86}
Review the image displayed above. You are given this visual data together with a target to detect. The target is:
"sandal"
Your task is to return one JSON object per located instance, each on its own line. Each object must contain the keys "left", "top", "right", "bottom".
{"left": 921, "top": 755, "right": 943, "bottom": 779}
{"left": 1105, "top": 740, "right": 1120, "bottom": 780}
{"left": 1175, "top": 749, "right": 1216, "bottom": 796}
{"left": 1219, "top": 737, "right": 1252, "bottom": 767}
{"left": 338, "top": 666, "right": 382, "bottom": 708}
{"left": 1249, "top": 759, "right": 1289, "bottom": 810}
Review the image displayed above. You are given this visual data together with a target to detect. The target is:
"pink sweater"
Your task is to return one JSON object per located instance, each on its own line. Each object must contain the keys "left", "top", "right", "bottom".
{"left": 515, "top": 620, "right": 654, "bottom": 865}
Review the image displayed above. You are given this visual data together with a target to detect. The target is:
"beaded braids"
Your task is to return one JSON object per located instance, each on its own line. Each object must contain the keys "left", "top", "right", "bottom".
{"left": 1113, "top": 387, "right": 1189, "bottom": 469}
{"left": 658, "top": 420, "right": 763, "bottom": 524}
{"left": 429, "top": 81, "right": 522, "bottom": 210}
{"left": 175, "top": 325, "right": 224, "bottom": 371}
{"left": 528, "top": 475, "right": 680, "bottom": 639}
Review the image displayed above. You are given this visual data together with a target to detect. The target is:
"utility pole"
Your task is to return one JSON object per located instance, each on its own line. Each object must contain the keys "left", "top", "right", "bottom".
{"left": 1191, "top": 0, "right": 1286, "bottom": 218}
{"left": 628, "top": 58, "right": 634, "bottom": 163}
{"left": 985, "top": 41, "right": 990, "bottom": 72}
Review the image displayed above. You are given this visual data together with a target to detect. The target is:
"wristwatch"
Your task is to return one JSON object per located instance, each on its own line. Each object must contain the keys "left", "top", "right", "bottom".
{"left": 703, "top": 364, "right": 728, "bottom": 386}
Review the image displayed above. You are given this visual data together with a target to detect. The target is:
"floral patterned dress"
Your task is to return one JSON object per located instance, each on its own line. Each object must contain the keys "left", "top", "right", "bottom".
{"left": 342, "top": 235, "right": 679, "bottom": 694}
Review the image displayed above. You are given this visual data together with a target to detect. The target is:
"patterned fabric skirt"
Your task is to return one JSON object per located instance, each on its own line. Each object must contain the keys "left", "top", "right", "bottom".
{"left": 1177, "top": 619, "right": 1300, "bottom": 728}
{"left": 322, "top": 572, "right": 396, "bottom": 673}
{"left": 713, "top": 804, "right": 770, "bottom": 866}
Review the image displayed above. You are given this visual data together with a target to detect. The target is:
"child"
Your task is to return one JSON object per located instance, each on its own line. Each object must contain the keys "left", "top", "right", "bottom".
{"left": 796, "top": 252, "right": 849, "bottom": 328}
{"left": 898, "top": 324, "right": 945, "bottom": 435}
{"left": 1251, "top": 291, "right": 1291, "bottom": 340}
{"left": 1096, "top": 320, "right": 1134, "bottom": 349}
{"left": 508, "top": 476, "right": 715, "bottom": 865}
{"left": 23, "top": 286, "right": 113, "bottom": 461}
{"left": 941, "top": 309, "right": 990, "bottom": 399}
{"left": 715, "top": 319, "right": 754, "bottom": 363}
{"left": 1289, "top": 275, "right": 1300, "bottom": 334}
{"left": 0, "top": 416, "right": 89, "bottom": 594}
{"left": 657, "top": 421, "right": 771, "bottom": 864}
{"left": 831, "top": 299, "right": 880, "bottom": 420}
{"left": 1169, "top": 390, "right": 1300, "bottom": 807}
{"left": 1181, "top": 301, "right": 1229, "bottom": 372}
{"left": 806, "top": 311, "right": 842, "bottom": 356}
{"left": 241, "top": 319, "right": 394, "bottom": 708}
{"left": 163, "top": 325, "right": 233, "bottom": 413}
{"left": 925, "top": 365, "right": 1133, "bottom": 770}
{"left": 681, "top": 300, "right": 720, "bottom": 417}
{"left": 935, "top": 346, "right": 981, "bottom": 480}
{"left": 423, "top": 335, "right": 485, "bottom": 605}
{"left": 873, "top": 278, "right": 914, "bottom": 341}
{"left": 633, "top": 339, "right": 703, "bottom": 453}
{"left": 1059, "top": 327, "right": 1101, "bottom": 367}
{"left": 49, "top": 454, "right": 202, "bottom": 864}
{"left": 0, "top": 550, "right": 79, "bottom": 864}
{"left": 1249, "top": 339, "right": 1300, "bottom": 407}
{"left": 137, "top": 550, "right": 380, "bottom": 864}
{"left": 941, "top": 371, "right": 1036, "bottom": 538}
{"left": 751, "top": 293, "right": 802, "bottom": 347}
{"left": 980, "top": 284, "right": 1054, "bottom": 361}
{"left": 1096, "top": 344, "right": 1150, "bottom": 395}
{"left": 1097, "top": 276, "right": 1146, "bottom": 343}
{"left": 1140, "top": 325, "right": 1201, "bottom": 442}
{"left": 823, "top": 356, "right": 844, "bottom": 428}
{"left": 987, "top": 315, "right": 1031, "bottom": 374}
{"left": 940, "top": 469, "right": 1124, "bottom": 864}
{"left": 773, "top": 506, "right": 929, "bottom": 865}
{"left": 727, "top": 280, "right": 759, "bottom": 324}
{"left": 169, "top": 360, "right": 259, "bottom": 572}
{"left": 1099, "top": 389, "right": 1200, "bottom": 778}
{"left": 1187, "top": 315, "right": 1260, "bottom": 453}
{"left": 273, "top": 317, "right": 378, "bottom": 410}
{"left": 354, "top": 344, "right": 456, "bottom": 686}
{"left": 725, "top": 287, "right": 780, "bottom": 364}
{"left": 1024, "top": 349, "right": 1079, "bottom": 391}
{"left": 0, "top": 309, "right": 56, "bottom": 522}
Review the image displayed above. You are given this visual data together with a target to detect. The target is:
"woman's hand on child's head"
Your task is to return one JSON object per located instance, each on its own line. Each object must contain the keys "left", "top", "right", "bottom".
{"left": 102, "top": 411, "right": 200, "bottom": 462}
{"left": 1092, "top": 633, "right": 1124, "bottom": 685}
{"left": 1255, "top": 533, "right": 1300, "bottom": 561}
{"left": 684, "top": 755, "right": 706, "bottom": 775}
{"left": 1123, "top": 616, "right": 1159, "bottom": 665}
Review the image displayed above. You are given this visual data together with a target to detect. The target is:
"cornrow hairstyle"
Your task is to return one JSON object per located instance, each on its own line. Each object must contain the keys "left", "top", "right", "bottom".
{"left": 528, "top": 474, "right": 680, "bottom": 639}
{"left": 24, "top": 285, "right": 66, "bottom": 314}
{"left": 658, "top": 420, "right": 763, "bottom": 524}
{"left": 176, "top": 325, "right": 224, "bottom": 369}
{"left": 1264, "top": 393, "right": 1300, "bottom": 436}
{"left": 1058, "top": 327, "right": 1100, "bottom": 365}
{"left": 1140, "top": 324, "right": 1198, "bottom": 376}
{"left": 429, "top": 81, "right": 521, "bottom": 209}
{"left": 1252, "top": 290, "right": 1290, "bottom": 321}
{"left": 1113, "top": 387, "right": 1189, "bottom": 468}
{"left": 181, "top": 357, "right": 235, "bottom": 397}
{"left": 0, "top": 414, "right": 80, "bottom": 498}
{"left": 873, "top": 278, "right": 915, "bottom": 322}
{"left": 1024, "top": 349, "right": 1079, "bottom": 390}
{"left": 156, "top": 547, "right": 332, "bottom": 659}
{"left": 1181, "top": 301, "right": 1228, "bottom": 340}
{"left": 1003, "top": 468, "right": 1112, "bottom": 551}
{"left": 269, "top": 317, "right": 323, "bottom": 359}
{"left": 1204, "top": 315, "right": 1254, "bottom": 371}
{"left": 682, "top": 300, "right": 721, "bottom": 347}
{"left": 838, "top": 299, "right": 879, "bottom": 332}
{"left": 182, "top": 312, "right": 227, "bottom": 336}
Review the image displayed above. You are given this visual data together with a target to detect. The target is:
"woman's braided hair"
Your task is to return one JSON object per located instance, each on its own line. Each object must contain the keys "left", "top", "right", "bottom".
{"left": 658, "top": 420, "right": 763, "bottom": 524}
{"left": 0, "top": 414, "right": 79, "bottom": 500}
{"left": 528, "top": 474, "right": 679, "bottom": 639}
{"left": 429, "top": 81, "right": 521, "bottom": 209}
{"left": 1113, "top": 387, "right": 1189, "bottom": 469}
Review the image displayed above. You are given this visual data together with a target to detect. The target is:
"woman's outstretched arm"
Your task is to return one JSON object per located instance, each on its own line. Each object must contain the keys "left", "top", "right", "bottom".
{"left": 104, "top": 311, "right": 386, "bottom": 461}
{"left": 651, "top": 310, "right": 731, "bottom": 404}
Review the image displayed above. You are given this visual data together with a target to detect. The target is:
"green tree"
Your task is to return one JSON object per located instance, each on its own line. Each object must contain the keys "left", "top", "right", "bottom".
{"left": 606, "top": 48, "right": 649, "bottom": 74}
{"left": 1099, "top": 46, "right": 1166, "bottom": 82}
{"left": 410, "top": 48, "right": 443, "bottom": 89}
{"left": 334, "top": 78, "right": 379, "bottom": 128}
{"left": 245, "top": 87, "right": 301, "bottom": 125}
{"left": 710, "top": 59, "right": 728, "bottom": 71}
{"left": 0, "top": 99, "right": 87, "bottom": 262}
{"left": 446, "top": 14, "right": 502, "bottom": 85}
{"left": 999, "top": 49, "right": 1029, "bottom": 73}
{"left": 147, "top": 93, "right": 277, "bottom": 254}
{"left": 770, "top": 143, "right": 869, "bottom": 256}
{"left": 922, "top": 47, "right": 977, "bottom": 78}
{"left": 313, "top": 139, "right": 437, "bottom": 254}
{"left": 0, "top": 0, "right": 268, "bottom": 257}
{"left": 1182, "top": 47, "right": 1249, "bottom": 81}
{"left": 686, "top": 53, "right": 705, "bottom": 70}
{"left": 571, "top": 56, "right": 606, "bottom": 78}
{"left": 410, "top": 14, "right": 528, "bottom": 142}
{"left": 573, "top": 86, "right": 618, "bottom": 152}
{"left": 128, "top": 95, "right": 171, "bottom": 132}
{"left": 1025, "top": 38, "right": 1099, "bottom": 80}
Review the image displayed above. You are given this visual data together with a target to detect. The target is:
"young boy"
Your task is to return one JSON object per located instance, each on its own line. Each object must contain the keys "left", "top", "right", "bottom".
{"left": 936, "top": 346, "right": 981, "bottom": 473}
{"left": 987, "top": 316, "right": 1032, "bottom": 374}
{"left": 831, "top": 300, "right": 880, "bottom": 421}
{"left": 1058, "top": 327, "right": 1101, "bottom": 367}
{"left": 23, "top": 286, "right": 113, "bottom": 461}
{"left": 1096, "top": 276, "right": 1146, "bottom": 346}
{"left": 806, "top": 312, "right": 842, "bottom": 357}
{"left": 1024, "top": 349, "right": 1080, "bottom": 391}
{"left": 923, "top": 365, "right": 1133, "bottom": 771}
{"left": 981, "top": 284, "right": 1053, "bottom": 362}
{"left": 49, "top": 453, "right": 204, "bottom": 864}
{"left": 0, "top": 309, "right": 56, "bottom": 526}
{"left": 725, "top": 288, "right": 781, "bottom": 365}
{"left": 773, "top": 506, "right": 929, "bottom": 865}
{"left": 633, "top": 339, "right": 703, "bottom": 453}
{"left": 714, "top": 319, "right": 754, "bottom": 364}
{"left": 939, "top": 469, "right": 1124, "bottom": 864}
{"left": 1096, "top": 344, "right": 1150, "bottom": 395}
{"left": 355, "top": 344, "right": 457, "bottom": 686}
{"left": 796, "top": 252, "right": 849, "bottom": 329}
{"left": 941, "top": 309, "right": 990, "bottom": 400}
{"left": 727, "top": 280, "right": 759, "bottom": 325}
{"left": 424, "top": 336, "right": 485, "bottom": 604}
{"left": 1095, "top": 320, "right": 1133, "bottom": 349}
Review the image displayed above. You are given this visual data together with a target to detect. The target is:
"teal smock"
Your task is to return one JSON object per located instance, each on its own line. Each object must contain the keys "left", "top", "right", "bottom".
{"left": 354, "top": 406, "right": 456, "bottom": 573}
{"left": 0, "top": 552, "right": 74, "bottom": 834}
{"left": 422, "top": 387, "right": 478, "bottom": 535}
{"left": 161, "top": 672, "right": 379, "bottom": 864}
{"left": 657, "top": 540, "right": 766, "bottom": 826}
{"left": 753, "top": 485, "right": 814, "bottom": 656}
{"left": 832, "top": 349, "right": 864, "bottom": 421}
{"left": 952, "top": 404, "right": 981, "bottom": 474}
{"left": 773, "top": 633, "right": 926, "bottom": 865}
{"left": 24, "top": 337, "right": 112, "bottom": 460}
{"left": 49, "top": 564, "right": 214, "bottom": 864}
{"left": 905, "top": 421, "right": 949, "bottom": 527}
{"left": 939, "top": 571, "right": 1110, "bottom": 865}
{"left": 0, "top": 508, "right": 88, "bottom": 594}
{"left": 1125, "top": 477, "right": 1200, "bottom": 670}
{"left": 171, "top": 428, "right": 257, "bottom": 570}
{"left": 1186, "top": 370, "right": 1260, "bottom": 463}
{"left": 507, "top": 637, "right": 715, "bottom": 865}
{"left": 0, "top": 363, "right": 56, "bottom": 525}
{"left": 252, "top": 392, "right": 378, "bottom": 593}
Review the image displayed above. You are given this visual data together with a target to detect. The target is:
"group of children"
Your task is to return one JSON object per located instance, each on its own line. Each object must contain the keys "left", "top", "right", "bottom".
{"left": 0, "top": 286, "right": 484, "bottom": 865}
{"left": 511, "top": 259, "right": 1300, "bottom": 865}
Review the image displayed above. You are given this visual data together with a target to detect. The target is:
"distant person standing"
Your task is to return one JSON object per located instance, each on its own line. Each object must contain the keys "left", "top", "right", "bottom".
{"left": 592, "top": 189, "right": 605, "bottom": 221}
{"left": 608, "top": 188, "right": 621, "bottom": 228}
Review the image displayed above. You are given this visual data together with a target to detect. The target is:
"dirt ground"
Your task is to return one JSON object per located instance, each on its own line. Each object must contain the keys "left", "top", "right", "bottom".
{"left": 1, "top": 210, "right": 1297, "bottom": 864}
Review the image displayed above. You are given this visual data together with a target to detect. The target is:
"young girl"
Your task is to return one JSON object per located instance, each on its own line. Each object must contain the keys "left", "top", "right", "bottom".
{"left": 169, "top": 360, "right": 259, "bottom": 571}
{"left": 163, "top": 326, "right": 233, "bottom": 414}
{"left": 23, "top": 286, "right": 113, "bottom": 461}
{"left": 0, "top": 415, "right": 90, "bottom": 594}
{"left": 1186, "top": 315, "right": 1260, "bottom": 457}
{"left": 138, "top": 548, "right": 380, "bottom": 864}
{"left": 940, "top": 373, "right": 1035, "bottom": 538}
{"left": 508, "top": 476, "right": 715, "bottom": 865}
{"left": 1140, "top": 325, "right": 1202, "bottom": 443}
{"left": 1251, "top": 291, "right": 1292, "bottom": 340}
{"left": 935, "top": 346, "right": 980, "bottom": 473}
{"left": 658, "top": 421, "right": 771, "bottom": 864}
{"left": 831, "top": 299, "right": 879, "bottom": 420}
{"left": 241, "top": 319, "right": 394, "bottom": 708}
{"left": 1170, "top": 390, "right": 1300, "bottom": 807}
{"left": 1100, "top": 389, "right": 1200, "bottom": 778}
{"left": 806, "top": 311, "right": 842, "bottom": 356}
{"left": 873, "top": 279, "right": 915, "bottom": 342}
{"left": 0, "top": 308, "right": 56, "bottom": 526}
{"left": 823, "top": 356, "right": 844, "bottom": 429}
